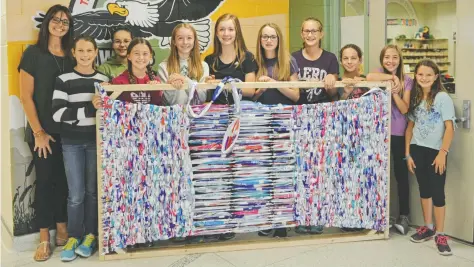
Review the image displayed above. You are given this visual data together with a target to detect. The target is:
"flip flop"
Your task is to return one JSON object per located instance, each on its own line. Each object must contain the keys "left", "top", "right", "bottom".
{"left": 33, "top": 241, "right": 51, "bottom": 262}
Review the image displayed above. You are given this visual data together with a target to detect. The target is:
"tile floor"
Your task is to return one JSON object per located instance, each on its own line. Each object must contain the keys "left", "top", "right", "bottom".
{"left": 2, "top": 228, "right": 473, "bottom": 267}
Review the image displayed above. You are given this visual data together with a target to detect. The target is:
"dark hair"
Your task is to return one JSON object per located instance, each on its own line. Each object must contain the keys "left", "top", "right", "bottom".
{"left": 73, "top": 35, "right": 97, "bottom": 50}
{"left": 409, "top": 59, "right": 446, "bottom": 116}
{"left": 72, "top": 35, "right": 98, "bottom": 68}
{"left": 112, "top": 26, "right": 133, "bottom": 40}
{"left": 36, "top": 5, "right": 74, "bottom": 55}
{"left": 339, "top": 44, "right": 362, "bottom": 60}
{"left": 126, "top": 38, "right": 156, "bottom": 84}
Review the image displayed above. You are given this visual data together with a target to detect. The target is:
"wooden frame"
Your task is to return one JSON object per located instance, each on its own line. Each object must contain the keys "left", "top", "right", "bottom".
{"left": 96, "top": 81, "right": 392, "bottom": 261}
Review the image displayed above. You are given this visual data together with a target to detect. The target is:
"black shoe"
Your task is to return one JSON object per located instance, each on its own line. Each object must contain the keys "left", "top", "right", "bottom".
{"left": 410, "top": 226, "right": 435, "bottom": 243}
{"left": 258, "top": 229, "right": 273, "bottom": 237}
{"left": 394, "top": 215, "right": 410, "bottom": 235}
{"left": 219, "top": 233, "right": 236, "bottom": 241}
{"left": 435, "top": 235, "right": 452, "bottom": 256}
{"left": 341, "top": 227, "right": 364, "bottom": 232}
{"left": 273, "top": 228, "right": 287, "bottom": 238}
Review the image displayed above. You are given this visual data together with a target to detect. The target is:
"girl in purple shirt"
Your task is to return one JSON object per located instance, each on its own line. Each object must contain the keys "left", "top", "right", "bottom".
{"left": 367, "top": 44, "right": 413, "bottom": 235}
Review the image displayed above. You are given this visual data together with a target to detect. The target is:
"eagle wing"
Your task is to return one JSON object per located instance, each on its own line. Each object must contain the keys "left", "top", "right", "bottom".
{"left": 157, "top": 0, "right": 225, "bottom": 22}
{"left": 33, "top": 10, "right": 154, "bottom": 41}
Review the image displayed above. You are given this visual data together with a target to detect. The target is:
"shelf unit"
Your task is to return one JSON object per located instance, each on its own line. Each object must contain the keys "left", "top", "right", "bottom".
{"left": 387, "top": 39, "right": 450, "bottom": 73}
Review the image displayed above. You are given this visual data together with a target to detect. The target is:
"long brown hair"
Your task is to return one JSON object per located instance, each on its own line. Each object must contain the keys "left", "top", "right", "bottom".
{"left": 409, "top": 59, "right": 446, "bottom": 115}
{"left": 380, "top": 44, "right": 406, "bottom": 95}
{"left": 167, "top": 23, "right": 203, "bottom": 80}
{"left": 210, "top": 13, "right": 251, "bottom": 71}
{"left": 256, "top": 23, "right": 291, "bottom": 81}
{"left": 301, "top": 17, "right": 323, "bottom": 48}
{"left": 126, "top": 38, "right": 156, "bottom": 84}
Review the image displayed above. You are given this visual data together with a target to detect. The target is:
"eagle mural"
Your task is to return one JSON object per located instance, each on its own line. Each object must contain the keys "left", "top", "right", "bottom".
{"left": 33, "top": 0, "right": 226, "bottom": 51}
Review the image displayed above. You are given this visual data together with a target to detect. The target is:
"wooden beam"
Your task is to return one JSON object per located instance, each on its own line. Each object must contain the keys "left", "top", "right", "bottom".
{"left": 100, "top": 230, "right": 387, "bottom": 261}
{"left": 102, "top": 81, "right": 391, "bottom": 92}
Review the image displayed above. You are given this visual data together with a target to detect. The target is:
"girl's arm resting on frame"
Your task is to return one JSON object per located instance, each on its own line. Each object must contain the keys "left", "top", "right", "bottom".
{"left": 241, "top": 72, "right": 257, "bottom": 97}
{"left": 19, "top": 70, "right": 43, "bottom": 132}
{"left": 366, "top": 72, "right": 393, "bottom": 81}
{"left": 277, "top": 73, "right": 300, "bottom": 103}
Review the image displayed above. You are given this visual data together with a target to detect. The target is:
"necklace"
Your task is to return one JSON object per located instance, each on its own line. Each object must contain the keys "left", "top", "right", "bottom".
{"left": 51, "top": 54, "right": 65, "bottom": 74}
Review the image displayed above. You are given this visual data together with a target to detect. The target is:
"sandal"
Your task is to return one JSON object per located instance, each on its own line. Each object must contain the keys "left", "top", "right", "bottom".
{"left": 55, "top": 237, "right": 68, "bottom": 247}
{"left": 33, "top": 241, "right": 51, "bottom": 262}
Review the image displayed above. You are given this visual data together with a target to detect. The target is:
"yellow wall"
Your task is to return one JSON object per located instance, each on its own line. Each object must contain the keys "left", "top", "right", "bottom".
{"left": 5, "top": 0, "right": 289, "bottom": 238}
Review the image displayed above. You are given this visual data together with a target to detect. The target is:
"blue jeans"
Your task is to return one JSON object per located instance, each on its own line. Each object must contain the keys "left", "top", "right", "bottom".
{"left": 62, "top": 138, "right": 98, "bottom": 239}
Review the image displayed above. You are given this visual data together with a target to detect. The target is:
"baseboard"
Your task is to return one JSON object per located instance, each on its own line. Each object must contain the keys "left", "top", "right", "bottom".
{"left": 1, "top": 218, "right": 57, "bottom": 252}
{"left": 1, "top": 218, "right": 13, "bottom": 250}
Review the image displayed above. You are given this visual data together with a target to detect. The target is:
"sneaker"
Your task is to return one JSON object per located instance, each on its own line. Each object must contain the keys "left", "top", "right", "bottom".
{"left": 435, "top": 235, "right": 452, "bottom": 256}
{"left": 75, "top": 234, "right": 96, "bottom": 258}
{"left": 389, "top": 216, "right": 396, "bottom": 228}
{"left": 309, "top": 225, "right": 324, "bottom": 234}
{"left": 60, "top": 237, "right": 80, "bottom": 262}
{"left": 258, "top": 229, "right": 273, "bottom": 237}
{"left": 295, "top": 226, "right": 309, "bottom": 234}
{"left": 273, "top": 228, "right": 287, "bottom": 238}
{"left": 394, "top": 215, "right": 410, "bottom": 235}
{"left": 410, "top": 226, "right": 436, "bottom": 243}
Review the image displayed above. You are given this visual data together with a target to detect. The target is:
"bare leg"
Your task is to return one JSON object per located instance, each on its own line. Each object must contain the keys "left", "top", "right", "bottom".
{"left": 433, "top": 206, "right": 445, "bottom": 232}
{"left": 421, "top": 198, "right": 433, "bottom": 225}
{"left": 34, "top": 228, "right": 51, "bottom": 261}
{"left": 56, "top": 222, "right": 68, "bottom": 245}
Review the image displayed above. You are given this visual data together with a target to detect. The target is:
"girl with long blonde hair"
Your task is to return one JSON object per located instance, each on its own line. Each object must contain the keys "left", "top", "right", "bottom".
{"left": 158, "top": 23, "right": 208, "bottom": 105}
{"left": 204, "top": 13, "right": 258, "bottom": 104}
{"left": 367, "top": 44, "right": 414, "bottom": 235}
{"left": 253, "top": 23, "right": 299, "bottom": 104}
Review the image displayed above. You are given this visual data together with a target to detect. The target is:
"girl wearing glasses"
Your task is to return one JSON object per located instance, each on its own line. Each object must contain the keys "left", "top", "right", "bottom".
{"left": 97, "top": 27, "right": 133, "bottom": 80}
{"left": 292, "top": 17, "right": 339, "bottom": 105}
{"left": 253, "top": 23, "right": 299, "bottom": 239}
{"left": 253, "top": 23, "right": 299, "bottom": 105}
{"left": 17, "top": 4, "right": 74, "bottom": 262}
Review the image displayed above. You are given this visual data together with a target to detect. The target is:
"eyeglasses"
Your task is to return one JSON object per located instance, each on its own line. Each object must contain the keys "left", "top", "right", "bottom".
{"left": 261, "top": 35, "right": 278, "bottom": 41}
{"left": 302, "top": 29, "right": 320, "bottom": 35}
{"left": 51, "top": 17, "right": 70, "bottom": 27}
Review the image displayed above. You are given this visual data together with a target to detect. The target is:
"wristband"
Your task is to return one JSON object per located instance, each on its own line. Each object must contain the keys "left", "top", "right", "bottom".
{"left": 403, "top": 154, "right": 411, "bottom": 160}
{"left": 33, "top": 129, "right": 45, "bottom": 138}
{"left": 440, "top": 148, "right": 449, "bottom": 154}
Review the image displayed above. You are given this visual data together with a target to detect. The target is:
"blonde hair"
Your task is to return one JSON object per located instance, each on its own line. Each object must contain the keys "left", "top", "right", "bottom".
{"left": 380, "top": 44, "right": 406, "bottom": 95}
{"left": 301, "top": 17, "right": 323, "bottom": 48}
{"left": 167, "top": 23, "right": 203, "bottom": 80}
{"left": 256, "top": 23, "right": 291, "bottom": 81}
{"left": 210, "top": 13, "right": 252, "bottom": 71}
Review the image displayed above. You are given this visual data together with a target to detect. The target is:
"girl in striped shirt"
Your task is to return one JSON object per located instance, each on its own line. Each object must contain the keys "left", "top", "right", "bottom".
{"left": 51, "top": 35, "right": 108, "bottom": 262}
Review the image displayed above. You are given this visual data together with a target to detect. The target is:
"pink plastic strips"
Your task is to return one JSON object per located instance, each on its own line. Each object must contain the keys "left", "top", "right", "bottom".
{"left": 293, "top": 91, "right": 390, "bottom": 231}
{"left": 98, "top": 88, "right": 193, "bottom": 254}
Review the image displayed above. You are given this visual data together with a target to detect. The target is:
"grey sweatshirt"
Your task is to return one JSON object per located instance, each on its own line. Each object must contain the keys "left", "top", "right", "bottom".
{"left": 157, "top": 58, "right": 209, "bottom": 105}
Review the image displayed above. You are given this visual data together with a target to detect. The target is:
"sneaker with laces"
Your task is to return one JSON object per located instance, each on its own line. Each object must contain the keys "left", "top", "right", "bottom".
{"left": 435, "top": 235, "right": 452, "bottom": 256}
{"left": 60, "top": 237, "right": 80, "bottom": 262}
{"left": 394, "top": 215, "right": 410, "bottom": 235}
{"left": 410, "top": 226, "right": 435, "bottom": 243}
{"left": 75, "top": 234, "right": 96, "bottom": 258}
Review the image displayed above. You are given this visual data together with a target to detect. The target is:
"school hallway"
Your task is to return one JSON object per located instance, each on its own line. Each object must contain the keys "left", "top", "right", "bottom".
{"left": 2, "top": 228, "right": 473, "bottom": 267}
